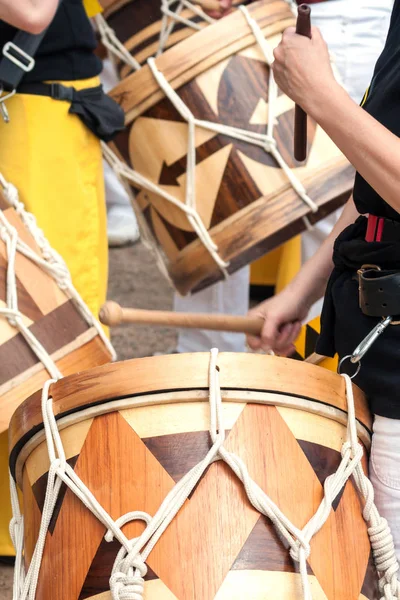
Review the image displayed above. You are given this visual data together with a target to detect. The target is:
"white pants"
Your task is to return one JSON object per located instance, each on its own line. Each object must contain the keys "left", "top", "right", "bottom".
{"left": 370, "top": 415, "right": 400, "bottom": 564}
{"left": 303, "top": 0, "right": 393, "bottom": 321}
{"left": 174, "top": 267, "right": 249, "bottom": 352}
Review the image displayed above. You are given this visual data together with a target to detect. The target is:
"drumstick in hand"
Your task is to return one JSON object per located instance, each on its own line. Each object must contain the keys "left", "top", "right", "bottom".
{"left": 99, "top": 301, "right": 264, "bottom": 336}
{"left": 294, "top": 4, "right": 312, "bottom": 162}
{"left": 99, "top": 301, "right": 322, "bottom": 362}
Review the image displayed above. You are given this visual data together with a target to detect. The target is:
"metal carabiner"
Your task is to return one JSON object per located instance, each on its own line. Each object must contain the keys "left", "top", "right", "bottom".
{"left": 338, "top": 316, "right": 392, "bottom": 379}
{"left": 350, "top": 316, "right": 392, "bottom": 364}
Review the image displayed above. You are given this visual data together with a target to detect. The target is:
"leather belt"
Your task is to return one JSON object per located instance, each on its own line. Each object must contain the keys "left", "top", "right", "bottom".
{"left": 358, "top": 266, "right": 400, "bottom": 317}
{"left": 358, "top": 215, "right": 400, "bottom": 317}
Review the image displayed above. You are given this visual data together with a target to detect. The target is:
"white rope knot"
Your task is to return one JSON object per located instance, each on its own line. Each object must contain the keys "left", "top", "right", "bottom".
{"left": 109, "top": 570, "right": 145, "bottom": 600}
{"left": 290, "top": 540, "right": 311, "bottom": 563}
{"left": 110, "top": 543, "right": 148, "bottom": 600}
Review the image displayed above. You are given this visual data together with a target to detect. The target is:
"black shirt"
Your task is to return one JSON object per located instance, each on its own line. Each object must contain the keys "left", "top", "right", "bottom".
{"left": 316, "top": 0, "right": 400, "bottom": 418}
{"left": 353, "top": 0, "right": 400, "bottom": 220}
{"left": 0, "top": 0, "right": 102, "bottom": 82}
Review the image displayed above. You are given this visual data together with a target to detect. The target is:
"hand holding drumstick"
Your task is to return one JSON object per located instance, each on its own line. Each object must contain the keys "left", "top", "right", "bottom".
{"left": 99, "top": 300, "right": 323, "bottom": 361}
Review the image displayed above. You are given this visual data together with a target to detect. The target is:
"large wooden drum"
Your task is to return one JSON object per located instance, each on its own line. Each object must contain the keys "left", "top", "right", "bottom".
{"left": 109, "top": 0, "right": 354, "bottom": 294}
{"left": 0, "top": 188, "right": 114, "bottom": 432}
{"left": 9, "top": 354, "right": 378, "bottom": 599}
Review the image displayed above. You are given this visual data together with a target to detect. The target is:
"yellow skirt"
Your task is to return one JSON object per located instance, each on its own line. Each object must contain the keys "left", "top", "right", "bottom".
{"left": 0, "top": 76, "right": 108, "bottom": 556}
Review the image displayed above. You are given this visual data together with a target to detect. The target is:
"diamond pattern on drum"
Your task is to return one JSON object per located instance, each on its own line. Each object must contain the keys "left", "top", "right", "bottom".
{"left": 28, "top": 404, "right": 372, "bottom": 600}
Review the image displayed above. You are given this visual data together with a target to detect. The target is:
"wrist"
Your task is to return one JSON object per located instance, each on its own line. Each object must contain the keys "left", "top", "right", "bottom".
{"left": 306, "top": 80, "right": 348, "bottom": 124}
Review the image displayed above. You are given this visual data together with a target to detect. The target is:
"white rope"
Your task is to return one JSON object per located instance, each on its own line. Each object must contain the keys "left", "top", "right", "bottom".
{"left": 0, "top": 174, "right": 116, "bottom": 376}
{"left": 158, "top": 0, "right": 215, "bottom": 56}
{"left": 10, "top": 350, "right": 400, "bottom": 600}
{"left": 102, "top": 142, "right": 230, "bottom": 278}
{"left": 95, "top": 14, "right": 142, "bottom": 72}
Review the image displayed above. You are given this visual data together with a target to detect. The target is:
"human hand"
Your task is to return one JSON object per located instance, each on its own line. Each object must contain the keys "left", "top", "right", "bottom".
{"left": 272, "top": 26, "right": 339, "bottom": 116}
{"left": 198, "top": 0, "right": 233, "bottom": 19}
{"left": 246, "top": 287, "right": 310, "bottom": 356}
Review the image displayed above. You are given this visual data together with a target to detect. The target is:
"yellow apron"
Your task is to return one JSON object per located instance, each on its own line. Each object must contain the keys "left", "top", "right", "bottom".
{"left": 0, "top": 76, "right": 108, "bottom": 556}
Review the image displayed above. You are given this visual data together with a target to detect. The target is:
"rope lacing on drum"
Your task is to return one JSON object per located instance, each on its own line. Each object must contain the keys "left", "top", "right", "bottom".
{"left": 94, "top": 14, "right": 142, "bottom": 72}
{"left": 158, "top": 0, "right": 215, "bottom": 55}
{"left": 0, "top": 173, "right": 116, "bottom": 377}
{"left": 97, "top": 0, "right": 215, "bottom": 69}
{"left": 9, "top": 350, "right": 400, "bottom": 600}
{"left": 104, "top": 6, "right": 319, "bottom": 281}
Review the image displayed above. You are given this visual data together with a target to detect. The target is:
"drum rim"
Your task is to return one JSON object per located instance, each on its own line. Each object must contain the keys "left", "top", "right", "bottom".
{"left": 9, "top": 353, "right": 370, "bottom": 477}
{"left": 109, "top": 0, "right": 294, "bottom": 122}
{"left": 12, "top": 387, "right": 372, "bottom": 487}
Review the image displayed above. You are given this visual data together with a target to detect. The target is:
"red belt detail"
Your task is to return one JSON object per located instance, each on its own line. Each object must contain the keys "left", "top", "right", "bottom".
{"left": 366, "top": 214, "right": 385, "bottom": 242}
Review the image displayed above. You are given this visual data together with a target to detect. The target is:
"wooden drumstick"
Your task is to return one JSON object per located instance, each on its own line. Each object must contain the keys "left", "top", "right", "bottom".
{"left": 100, "top": 302, "right": 324, "bottom": 363}
{"left": 294, "top": 4, "right": 312, "bottom": 162}
{"left": 100, "top": 301, "right": 264, "bottom": 336}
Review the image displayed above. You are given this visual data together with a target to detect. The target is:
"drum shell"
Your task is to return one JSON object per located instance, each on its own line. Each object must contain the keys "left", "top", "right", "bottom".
{"left": 0, "top": 191, "right": 112, "bottom": 433}
{"left": 10, "top": 354, "right": 377, "bottom": 600}
{"left": 109, "top": 0, "right": 354, "bottom": 294}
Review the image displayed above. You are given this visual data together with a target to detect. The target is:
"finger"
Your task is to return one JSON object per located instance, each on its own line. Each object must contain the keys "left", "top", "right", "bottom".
{"left": 283, "top": 26, "right": 296, "bottom": 38}
{"left": 291, "top": 321, "right": 302, "bottom": 342}
{"left": 246, "top": 334, "right": 262, "bottom": 351}
{"left": 310, "top": 25, "right": 323, "bottom": 40}
{"left": 260, "top": 316, "right": 280, "bottom": 349}
{"left": 278, "top": 343, "right": 297, "bottom": 358}
{"left": 275, "top": 322, "right": 295, "bottom": 349}
{"left": 273, "top": 45, "right": 283, "bottom": 61}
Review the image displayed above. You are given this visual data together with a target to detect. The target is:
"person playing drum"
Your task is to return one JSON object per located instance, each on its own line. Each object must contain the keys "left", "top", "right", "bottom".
{"left": 248, "top": 1, "right": 400, "bottom": 560}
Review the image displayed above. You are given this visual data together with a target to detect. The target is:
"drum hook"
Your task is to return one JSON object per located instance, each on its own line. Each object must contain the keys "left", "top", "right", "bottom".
{"left": 338, "top": 315, "right": 392, "bottom": 379}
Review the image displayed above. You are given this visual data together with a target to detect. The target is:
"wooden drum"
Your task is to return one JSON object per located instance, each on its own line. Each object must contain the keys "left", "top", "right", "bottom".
{"left": 109, "top": 0, "right": 354, "bottom": 294}
{"left": 100, "top": 0, "right": 243, "bottom": 75}
{"left": 0, "top": 188, "right": 114, "bottom": 432}
{"left": 9, "top": 354, "right": 378, "bottom": 599}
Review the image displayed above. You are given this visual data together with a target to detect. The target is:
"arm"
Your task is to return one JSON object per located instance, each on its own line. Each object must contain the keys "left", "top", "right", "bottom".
{"left": 0, "top": 0, "right": 58, "bottom": 33}
{"left": 272, "top": 26, "right": 400, "bottom": 215}
{"left": 247, "top": 197, "right": 359, "bottom": 354}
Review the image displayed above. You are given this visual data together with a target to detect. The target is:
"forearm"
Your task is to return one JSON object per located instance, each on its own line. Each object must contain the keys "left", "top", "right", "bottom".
{"left": 308, "top": 84, "right": 400, "bottom": 216}
{"left": 0, "top": 0, "right": 58, "bottom": 33}
{"left": 287, "top": 196, "right": 359, "bottom": 305}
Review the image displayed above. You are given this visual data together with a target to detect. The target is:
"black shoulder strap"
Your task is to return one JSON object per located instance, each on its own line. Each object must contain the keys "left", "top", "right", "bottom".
{"left": 0, "top": 29, "right": 47, "bottom": 91}
{"left": 0, "top": 1, "right": 62, "bottom": 92}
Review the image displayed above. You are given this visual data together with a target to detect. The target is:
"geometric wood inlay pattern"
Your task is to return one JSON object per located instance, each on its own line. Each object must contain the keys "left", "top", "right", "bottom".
{"left": 22, "top": 402, "right": 373, "bottom": 599}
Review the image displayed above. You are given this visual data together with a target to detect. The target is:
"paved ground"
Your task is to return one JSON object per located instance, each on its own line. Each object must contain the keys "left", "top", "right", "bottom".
{"left": 0, "top": 240, "right": 178, "bottom": 599}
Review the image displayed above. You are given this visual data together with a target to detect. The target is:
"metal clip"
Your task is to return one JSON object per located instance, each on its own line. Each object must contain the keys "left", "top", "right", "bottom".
{"left": 338, "top": 316, "right": 392, "bottom": 379}
{"left": 351, "top": 316, "right": 392, "bottom": 364}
